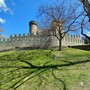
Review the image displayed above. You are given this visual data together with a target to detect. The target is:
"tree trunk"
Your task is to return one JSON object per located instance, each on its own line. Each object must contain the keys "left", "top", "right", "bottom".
{"left": 81, "top": 30, "right": 90, "bottom": 40}
{"left": 59, "top": 39, "right": 62, "bottom": 51}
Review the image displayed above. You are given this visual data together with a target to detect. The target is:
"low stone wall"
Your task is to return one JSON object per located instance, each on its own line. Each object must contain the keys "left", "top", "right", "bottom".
{"left": 71, "top": 45, "right": 90, "bottom": 51}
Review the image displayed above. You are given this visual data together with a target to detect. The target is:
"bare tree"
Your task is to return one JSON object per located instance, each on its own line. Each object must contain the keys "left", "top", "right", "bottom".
{"left": 78, "top": 0, "right": 90, "bottom": 40}
{"left": 80, "top": 0, "right": 90, "bottom": 21}
{"left": 38, "top": 1, "right": 83, "bottom": 50}
{"left": 80, "top": 15, "right": 90, "bottom": 40}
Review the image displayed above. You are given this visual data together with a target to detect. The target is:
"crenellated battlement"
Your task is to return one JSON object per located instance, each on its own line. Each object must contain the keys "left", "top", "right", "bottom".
{"left": 0, "top": 20, "right": 84, "bottom": 51}
{"left": 0, "top": 32, "right": 83, "bottom": 43}
{"left": 10, "top": 33, "right": 29, "bottom": 38}
{"left": 65, "top": 34, "right": 81, "bottom": 38}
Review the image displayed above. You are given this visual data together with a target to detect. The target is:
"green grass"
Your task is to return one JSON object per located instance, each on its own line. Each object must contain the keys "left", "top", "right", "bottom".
{"left": 0, "top": 48, "right": 90, "bottom": 90}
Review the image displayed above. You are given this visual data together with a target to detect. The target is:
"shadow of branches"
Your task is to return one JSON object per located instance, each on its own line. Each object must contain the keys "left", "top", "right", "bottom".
{"left": 0, "top": 53, "right": 90, "bottom": 90}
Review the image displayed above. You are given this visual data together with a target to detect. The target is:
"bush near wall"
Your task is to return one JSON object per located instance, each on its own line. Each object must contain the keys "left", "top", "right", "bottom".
{"left": 71, "top": 45, "right": 90, "bottom": 51}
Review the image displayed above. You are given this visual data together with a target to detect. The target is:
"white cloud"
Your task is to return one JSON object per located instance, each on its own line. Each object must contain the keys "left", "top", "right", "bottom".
{"left": 0, "top": 18, "right": 6, "bottom": 24}
{"left": 0, "top": 0, "right": 13, "bottom": 14}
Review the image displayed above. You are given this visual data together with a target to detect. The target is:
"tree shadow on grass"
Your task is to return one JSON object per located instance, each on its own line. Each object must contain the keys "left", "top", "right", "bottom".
{"left": 71, "top": 45, "right": 90, "bottom": 51}
{"left": 0, "top": 58, "right": 90, "bottom": 90}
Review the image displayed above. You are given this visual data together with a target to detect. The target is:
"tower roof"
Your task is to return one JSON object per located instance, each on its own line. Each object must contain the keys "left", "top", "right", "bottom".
{"left": 29, "top": 21, "right": 38, "bottom": 26}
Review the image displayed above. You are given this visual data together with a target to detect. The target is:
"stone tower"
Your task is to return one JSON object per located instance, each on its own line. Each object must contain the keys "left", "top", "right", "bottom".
{"left": 29, "top": 21, "right": 38, "bottom": 35}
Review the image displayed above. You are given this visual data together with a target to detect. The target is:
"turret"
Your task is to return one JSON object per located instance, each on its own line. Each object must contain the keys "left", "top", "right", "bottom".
{"left": 29, "top": 21, "right": 38, "bottom": 35}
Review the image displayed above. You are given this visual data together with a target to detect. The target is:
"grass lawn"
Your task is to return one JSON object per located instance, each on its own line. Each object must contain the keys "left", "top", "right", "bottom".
{"left": 0, "top": 48, "right": 90, "bottom": 90}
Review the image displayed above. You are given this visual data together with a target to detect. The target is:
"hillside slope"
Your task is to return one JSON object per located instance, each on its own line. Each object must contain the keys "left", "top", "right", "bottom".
{"left": 0, "top": 49, "right": 90, "bottom": 90}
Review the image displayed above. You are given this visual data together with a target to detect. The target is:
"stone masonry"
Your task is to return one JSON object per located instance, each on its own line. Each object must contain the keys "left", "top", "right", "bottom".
{"left": 0, "top": 21, "right": 84, "bottom": 51}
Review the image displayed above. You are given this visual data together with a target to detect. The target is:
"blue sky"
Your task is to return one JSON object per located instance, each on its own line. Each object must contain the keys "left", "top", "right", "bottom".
{"left": 0, "top": 0, "right": 90, "bottom": 38}
{"left": 0, "top": 0, "right": 49, "bottom": 38}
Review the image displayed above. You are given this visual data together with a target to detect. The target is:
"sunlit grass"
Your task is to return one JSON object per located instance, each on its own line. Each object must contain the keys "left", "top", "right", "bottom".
{"left": 0, "top": 48, "right": 90, "bottom": 90}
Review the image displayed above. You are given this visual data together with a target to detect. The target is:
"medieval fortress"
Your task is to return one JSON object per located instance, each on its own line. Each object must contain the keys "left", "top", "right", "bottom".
{"left": 0, "top": 21, "right": 84, "bottom": 51}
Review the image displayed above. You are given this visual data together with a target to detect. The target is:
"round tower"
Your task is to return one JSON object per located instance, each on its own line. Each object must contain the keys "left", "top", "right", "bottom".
{"left": 29, "top": 21, "right": 38, "bottom": 35}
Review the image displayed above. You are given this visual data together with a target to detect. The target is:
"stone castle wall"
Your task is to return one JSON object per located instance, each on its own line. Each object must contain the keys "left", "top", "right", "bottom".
{"left": 0, "top": 21, "right": 84, "bottom": 51}
{"left": 0, "top": 32, "right": 84, "bottom": 51}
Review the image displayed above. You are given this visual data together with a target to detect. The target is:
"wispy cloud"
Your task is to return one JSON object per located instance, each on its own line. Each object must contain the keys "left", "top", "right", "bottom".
{"left": 0, "top": 0, "right": 14, "bottom": 14}
{"left": 0, "top": 18, "right": 6, "bottom": 24}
